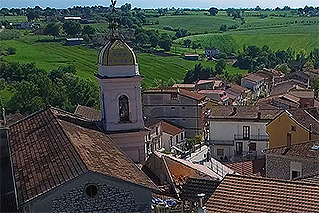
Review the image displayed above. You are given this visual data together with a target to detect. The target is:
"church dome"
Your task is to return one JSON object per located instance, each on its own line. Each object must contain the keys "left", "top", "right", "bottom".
{"left": 98, "top": 39, "right": 137, "bottom": 66}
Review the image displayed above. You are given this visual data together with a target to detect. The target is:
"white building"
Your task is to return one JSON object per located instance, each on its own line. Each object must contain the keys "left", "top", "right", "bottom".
{"left": 147, "top": 120, "right": 186, "bottom": 155}
{"left": 207, "top": 106, "right": 281, "bottom": 161}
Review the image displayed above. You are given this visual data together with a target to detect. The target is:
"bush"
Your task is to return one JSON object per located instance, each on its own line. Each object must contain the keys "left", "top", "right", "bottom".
{"left": 7, "top": 47, "right": 16, "bottom": 55}
{"left": 0, "top": 29, "right": 21, "bottom": 40}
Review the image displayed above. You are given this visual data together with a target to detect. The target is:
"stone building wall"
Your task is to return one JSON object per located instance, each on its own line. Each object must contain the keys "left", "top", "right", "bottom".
{"left": 266, "top": 155, "right": 319, "bottom": 180}
{"left": 51, "top": 182, "right": 150, "bottom": 213}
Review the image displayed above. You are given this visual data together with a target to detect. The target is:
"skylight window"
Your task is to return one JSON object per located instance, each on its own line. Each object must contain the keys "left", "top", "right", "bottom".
{"left": 311, "top": 145, "right": 319, "bottom": 150}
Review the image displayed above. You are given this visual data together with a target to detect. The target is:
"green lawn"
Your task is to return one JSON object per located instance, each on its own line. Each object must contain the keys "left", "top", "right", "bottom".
{"left": 2, "top": 16, "right": 27, "bottom": 23}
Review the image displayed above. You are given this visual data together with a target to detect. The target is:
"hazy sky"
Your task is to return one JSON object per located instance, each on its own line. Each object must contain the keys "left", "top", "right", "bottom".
{"left": 0, "top": 0, "right": 318, "bottom": 9}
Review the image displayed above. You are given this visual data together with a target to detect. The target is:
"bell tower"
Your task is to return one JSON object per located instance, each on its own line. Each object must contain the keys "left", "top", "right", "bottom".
{"left": 97, "top": 38, "right": 144, "bottom": 132}
{"left": 96, "top": 1, "right": 147, "bottom": 163}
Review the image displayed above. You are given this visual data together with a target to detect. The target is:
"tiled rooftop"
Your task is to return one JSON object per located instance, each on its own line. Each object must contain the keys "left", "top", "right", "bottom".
{"left": 271, "top": 80, "right": 307, "bottom": 96}
{"left": 226, "top": 159, "right": 265, "bottom": 176}
{"left": 206, "top": 174, "right": 319, "bottom": 212}
{"left": 207, "top": 105, "right": 282, "bottom": 120}
{"left": 160, "top": 120, "right": 185, "bottom": 136}
{"left": 74, "top": 105, "right": 101, "bottom": 121}
{"left": 263, "top": 139, "right": 319, "bottom": 159}
{"left": 180, "top": 177, "right": 219, "bottom": 203}
{"left": 243, "top": 73, "right": 266, "bottom": 82}
{"left": 9, "top": 108, "right": 157, "bottom": 206}
{"left": 294, "top": 172, "right": 319, "bottom": 185}
{"left": 145, "top": 87, "right": 206, "bottom": 101}
{"left": 287, "top": 108, "right": 319, "bottom": 135}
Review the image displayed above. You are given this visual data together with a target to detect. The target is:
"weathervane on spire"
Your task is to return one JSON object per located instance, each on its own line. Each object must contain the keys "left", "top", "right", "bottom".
{"left": 109, "top": 0, "right": 121, "bottom": 39}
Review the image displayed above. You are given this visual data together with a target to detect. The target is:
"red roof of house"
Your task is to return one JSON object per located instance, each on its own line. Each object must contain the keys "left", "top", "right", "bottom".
{"left": 9, "top": 108, "right": 157, "bottom": 206}
{"left": 206, "top": 174, "right": 319, "bottom": 212}
{"left": 160, "top": 120, "right": 185, "bottom": 136}
{"left": 74, "top": 105, "right": 101, "bottom": 121}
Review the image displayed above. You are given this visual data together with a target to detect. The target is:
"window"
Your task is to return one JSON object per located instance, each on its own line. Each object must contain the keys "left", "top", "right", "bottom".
{"left": 217, "top": 149, "right": 224, "bottom": 156}
{"left": 171, "top": 107, "right": 175, "bottom": 110}
{"left": 290, "top": 161, "right": 302, "bottom": 180}
{"left": 181, "top": 132, "right": 183, "bottom": 140}
{"left": 170, "top": 93, "right": 177, "bottom": 100}
{"left": 156, "top": 127, "right": 159, "bottom": 135}
{"left": 86, "top": 184, "right": 98, "bottom": 198}
{"left": 119, "top": 95, "right": 129, "bottom": 122}
{"left": 243, "top": 126, "right": 250, "bottom": 139}
{"left": 182, "top": 106, "right": 185, "bottom": 110}
{"left": 291, "top": 171, "right": 301, "bottom": 179}
{"left": 291, "top": 125, "right": 296, "bottom": 132}
{"left": 249, "top": 142, "right": 256, "bottom": 152}
{"left": 176, "top": 135, "right": 178, "bottom": 142}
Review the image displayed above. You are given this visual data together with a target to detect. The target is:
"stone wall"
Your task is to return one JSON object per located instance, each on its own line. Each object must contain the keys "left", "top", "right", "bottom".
{"left": 51, "top": 182, "right": 150, "bottom": 213}
{"left": 266, "top": 155, "right": 319, "bottom": 180}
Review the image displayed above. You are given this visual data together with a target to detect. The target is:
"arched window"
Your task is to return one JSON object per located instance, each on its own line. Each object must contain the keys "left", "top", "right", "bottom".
{"left": 119, "top": 95, "right": 130, "bottom": 122}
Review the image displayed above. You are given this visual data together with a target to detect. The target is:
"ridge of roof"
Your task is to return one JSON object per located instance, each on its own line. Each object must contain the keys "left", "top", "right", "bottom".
{"left": 9, "top": 108, "right": 158, "bottom": 206}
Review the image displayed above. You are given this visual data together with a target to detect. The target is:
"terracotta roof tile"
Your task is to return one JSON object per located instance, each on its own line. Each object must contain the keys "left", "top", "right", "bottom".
{"left": 207, "top": 106, "right": 282, "bottom": 120}
{"left": 180, "top": 177, "right": 219, "bottom": 203}
{"left": 160, "top": 120, "right": 185, "bottom": 136}
{"left": 9, "top": 108, "right": 157, "bottom": 206}
{"left": 206, "top": 174, "right": 319, "bottom": 212}
{"left": 243, "top": 73, "right": 266, "bottom": 82}
{"left": 145, "top": 87, "right": 206, "bottom": 101}
{"left": 74, "top": 105, "right": 101, "bottom": 121}
{"left": 263, "top": 139, "right": 319, "bottom": 159}
{"left": 287, "top": 108, "right": 319, "bottom": 134}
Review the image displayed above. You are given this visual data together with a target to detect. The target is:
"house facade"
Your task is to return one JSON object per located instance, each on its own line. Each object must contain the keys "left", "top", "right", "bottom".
{"left": 143, "top": 88, "right": 206, "bottom": 137}
{"left": 241, "top": 73, "right": 268, "bottom": 100}
{"left": 146, "top": 120, "right": 186, "bottom": 155}
{"left": 266, "top": 108, "right": 319, "bottom": 148}
{"left": 207, "top": 106, "right": 281, "bottom": 160}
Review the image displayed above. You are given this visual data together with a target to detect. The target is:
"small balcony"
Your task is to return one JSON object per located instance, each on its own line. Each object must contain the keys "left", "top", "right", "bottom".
{"left": 234, "top": 134, "right": 269, "bottom": 141}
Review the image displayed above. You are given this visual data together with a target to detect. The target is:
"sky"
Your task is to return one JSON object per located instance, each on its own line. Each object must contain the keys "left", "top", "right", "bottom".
{"left": 0, "top": 0, "right": 318, "bottom": 9}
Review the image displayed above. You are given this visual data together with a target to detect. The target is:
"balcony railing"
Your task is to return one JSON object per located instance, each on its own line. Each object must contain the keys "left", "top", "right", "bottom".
{"left": 234, "top": 134, "right": 269, "bottom": 141}
{"left": 210, "top": 140, "right": 234, "bottom": 146}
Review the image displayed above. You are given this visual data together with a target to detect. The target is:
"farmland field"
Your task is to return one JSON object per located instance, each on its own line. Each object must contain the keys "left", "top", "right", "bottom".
{"left": 0, "top": 34, "right": 244, "bottom": 88}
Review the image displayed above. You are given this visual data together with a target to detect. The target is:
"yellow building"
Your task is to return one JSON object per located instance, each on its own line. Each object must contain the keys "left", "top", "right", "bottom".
{"left": 266, "top": 108, "right": 319, "bottom": 148}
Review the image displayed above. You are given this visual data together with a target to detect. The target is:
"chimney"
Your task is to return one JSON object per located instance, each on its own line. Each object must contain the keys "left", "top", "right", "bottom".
{"left": 198, "top": 193, "right": 206, "bottom": 213}
{"left": 230, "top": 107, "right": 237, "bottom": 116}
{"left": 257, "top": 112, "right": 261, "bottom": 120}
{"left": 309, "top": 124, "right": 312, "bottom": 141}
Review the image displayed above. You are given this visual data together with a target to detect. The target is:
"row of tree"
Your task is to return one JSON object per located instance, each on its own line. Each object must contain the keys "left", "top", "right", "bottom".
{"left": 234, "top": 46, "right": 319, "bottom": 73}
{"left": 0, "top": 62, "right": 99, "bottom": 115}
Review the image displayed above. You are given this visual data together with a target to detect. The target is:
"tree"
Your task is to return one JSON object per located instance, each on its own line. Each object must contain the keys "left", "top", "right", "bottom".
{"left": 183, "top": 39, "right": 191, "bottom": 48}
{"left": 44, "top": 22, "right": 60, "bottom": 40}
{"left": 82, "top": 25, "right": 95, "bottom": 37}
{"left": 208, "top": 7, "right": 218, "bottom": 16}
{"left": 63, "top": 21, "right": 82, "bottom": 37}
{"left": 215, "top": 59, "right": 226, "bottom": 74}
{"left": 159, "top": 33, "right": 172, "bottom": 51}
{"left": 220, "top": 24, "right": 228, "bottom": 32}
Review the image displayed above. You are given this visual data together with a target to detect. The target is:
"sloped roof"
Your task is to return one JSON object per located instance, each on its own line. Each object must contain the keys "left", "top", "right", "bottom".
{"left": 243, "top": 73, "right": 265, "bottom": 82}
{"left": 287, "top": 108, "right": 319, "bottom": 134}
{"left": 145, "top": 87, "right": 206, "bottom": 101}
{"left": 226, "top": 159, "right": 265, "bottom": 177}
{"left": 0, "top": 113, "right": 24, "bottom": 127}
{"left": 160, "top": 120, "right": 185, "bottom": 136}
{"left": 271, "top": 80, "right": 307, "bottom": 96}
{"left": 207, "top": 105, "right": 281, "bottom": 120}
{"left": 74, "top": 105, "right": 101, "bottom": 121}
{"left": 206, "top": 174, "right": 319, "bottom": 212}
{"left": 9, "top": 108, "right": 157, "bottom": 206}
{"left": 294, "top": 172, "right": 319, "bottom": 185}
{"left": 180, "top": 177, "right": 219, "bottom": 203}
{"left": 226, "top": 83, "right": 248, "bottom": 95}
{"left": 263, "top": 139, "right": 319, "bottom": 159}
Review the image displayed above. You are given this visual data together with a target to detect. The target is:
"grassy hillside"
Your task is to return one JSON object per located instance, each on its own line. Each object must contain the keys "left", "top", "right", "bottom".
{"left": 0, "top": 34, "right": 244, "bottom": 88}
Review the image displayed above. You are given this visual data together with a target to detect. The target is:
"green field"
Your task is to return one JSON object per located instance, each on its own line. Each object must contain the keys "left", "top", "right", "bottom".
{"left": 0, "top": 34, "right": 244, "bottom": 88}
